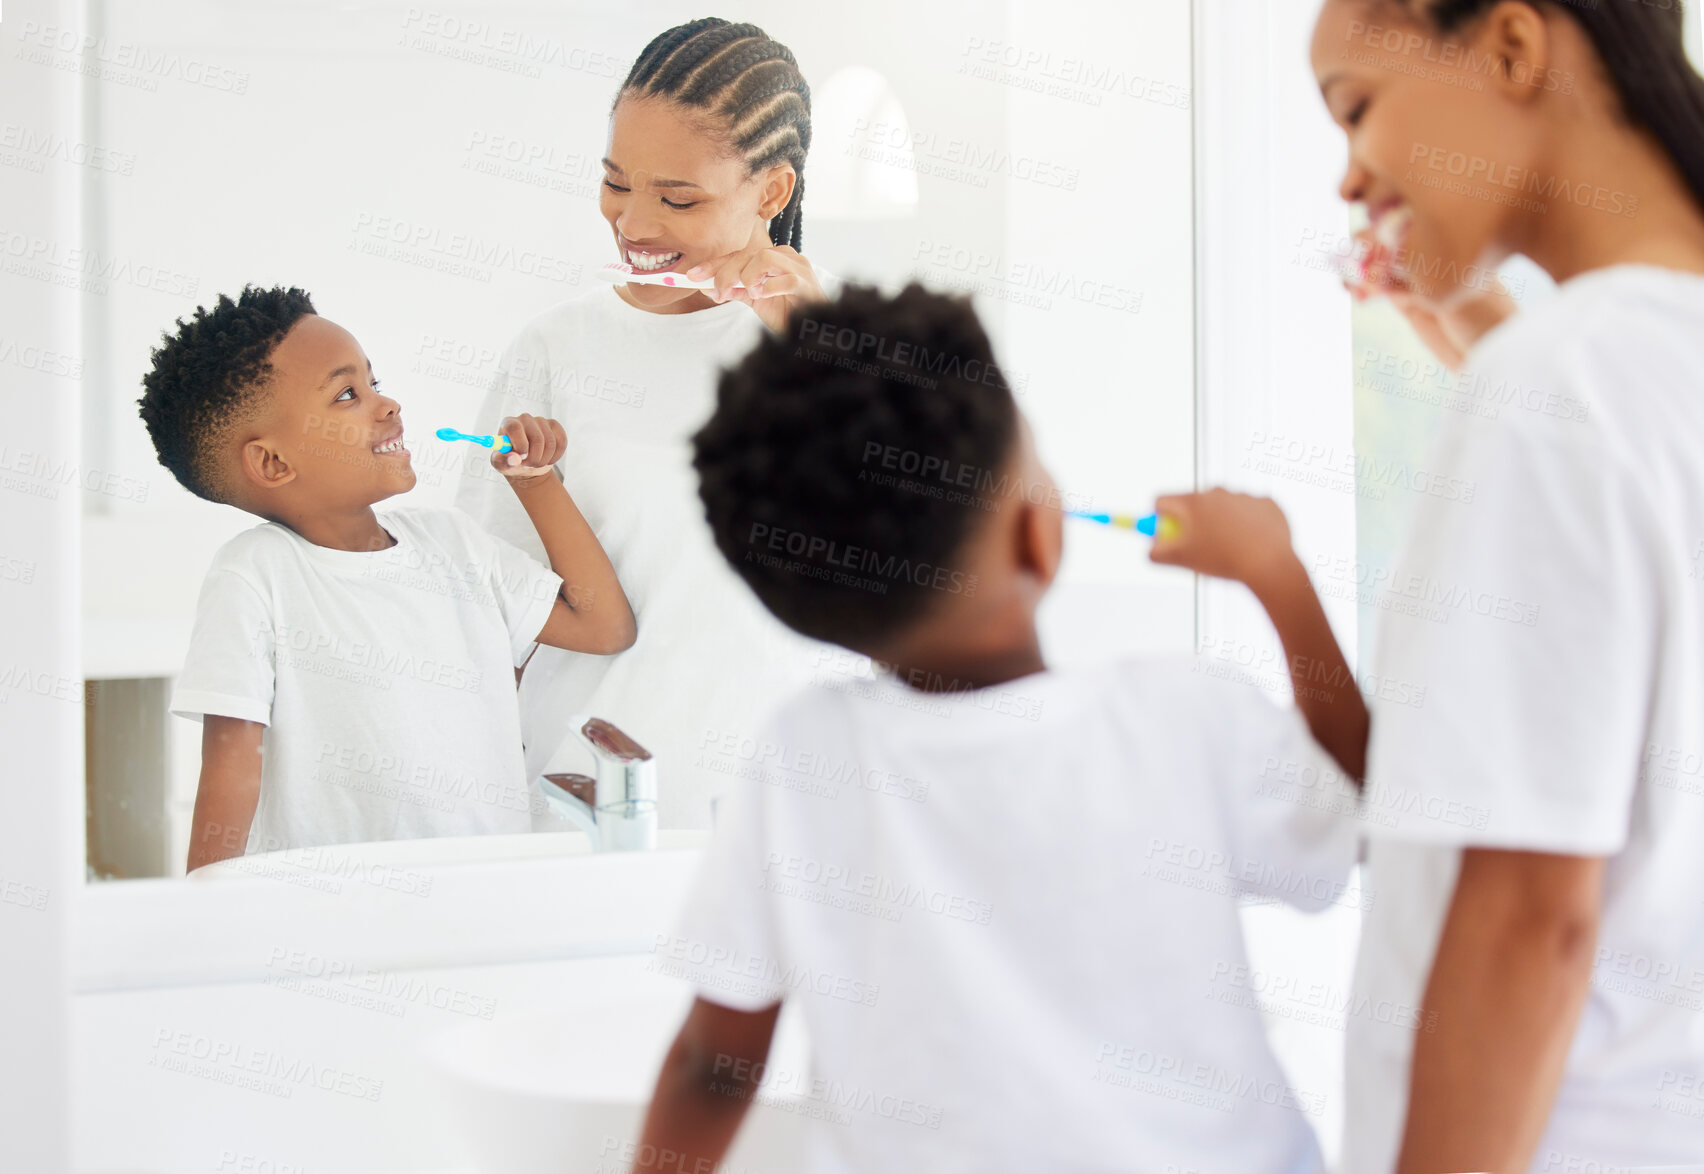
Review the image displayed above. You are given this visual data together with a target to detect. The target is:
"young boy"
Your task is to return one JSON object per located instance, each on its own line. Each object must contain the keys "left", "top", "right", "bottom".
{"left": 138, "top": 285, "right": 635, "bottom": 870}
{"left": 637, "top": 284, "right": 1368, "bottom": 1171}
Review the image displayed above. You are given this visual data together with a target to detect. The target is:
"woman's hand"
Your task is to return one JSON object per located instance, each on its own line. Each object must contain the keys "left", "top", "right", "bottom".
{"left": 1148, "top": 488, "right": 1300, "bottom": 595}
{"left": 493, "top": 413, "right": 566, "bottom": 481}
{"left": 686, "top": 245, "right": 824, "bottom": 332}
{"left": 1346, "top": 224, "right": 1518, "bottom": 371}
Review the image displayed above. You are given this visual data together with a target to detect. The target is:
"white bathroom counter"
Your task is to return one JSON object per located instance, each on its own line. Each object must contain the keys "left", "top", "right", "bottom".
{"left": 72, "top": 952, "right": 698, "bottom": 1174}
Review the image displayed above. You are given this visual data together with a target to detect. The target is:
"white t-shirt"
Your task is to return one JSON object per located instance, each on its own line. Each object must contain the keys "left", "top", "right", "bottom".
{"left": 668, "top": 655, "right": 1359, "bottom": 1173}
{"left": 1346, "top": 265, "right": 1704, "bottom": 1173}
{"left": 170, "top": 506, "right": 561, "bottom": 853}
{"left": 453, "top": 286, "right": 833, "bottom": 828}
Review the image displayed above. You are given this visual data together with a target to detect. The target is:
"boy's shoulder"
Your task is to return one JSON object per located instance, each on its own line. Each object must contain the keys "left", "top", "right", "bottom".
{"left": 203, "top": 518, "right": 300, "bottom": 578}
{"left": 776, "top": 653, "right": 1254, "bottom": 739}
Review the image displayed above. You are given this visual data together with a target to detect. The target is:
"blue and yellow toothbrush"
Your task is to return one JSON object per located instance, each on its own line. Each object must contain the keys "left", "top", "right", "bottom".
{"left": 436, "top": 426, "right": 513, "bottom": 455}
{"left": 1068, "top": 510, "right": 1181, "bottom": 540}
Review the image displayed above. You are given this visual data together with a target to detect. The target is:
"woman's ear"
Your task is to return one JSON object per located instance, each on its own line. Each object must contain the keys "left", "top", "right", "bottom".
{"left": 241, "top": 437, "right": 297, "bottom": 493}
{"left": 1482, "top": 0, "right": 1553, "bottom": 106}
{"left": 758, "top": 163, "right": 797, "bottom": 221}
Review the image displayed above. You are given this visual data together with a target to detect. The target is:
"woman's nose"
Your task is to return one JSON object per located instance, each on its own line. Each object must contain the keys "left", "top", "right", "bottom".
{"left": 616, "top": 202, "right": 660, "bottom": 243}
{"left": 376, "top": 391, "right": 401, "bottom": 417}
{"left": 1338, "top": 154, "right": 1371, "bottom": 205}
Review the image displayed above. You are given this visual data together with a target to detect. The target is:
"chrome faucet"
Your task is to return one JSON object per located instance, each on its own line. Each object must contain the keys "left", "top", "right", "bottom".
{"left": 538, "top": 715, "right": 658, "bottom": 852}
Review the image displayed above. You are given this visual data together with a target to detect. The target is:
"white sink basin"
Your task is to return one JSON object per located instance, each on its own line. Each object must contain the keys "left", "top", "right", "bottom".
{"left": 190, "top": 829, "right": 711, "bottom": 878}
{"left": 422, "top": 993, "right": 809, "bottom": 1174}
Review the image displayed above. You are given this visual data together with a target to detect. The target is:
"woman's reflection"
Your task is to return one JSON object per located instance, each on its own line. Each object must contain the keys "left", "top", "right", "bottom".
{"left": 455, "top": 18, "right": 833, "bottom": 828}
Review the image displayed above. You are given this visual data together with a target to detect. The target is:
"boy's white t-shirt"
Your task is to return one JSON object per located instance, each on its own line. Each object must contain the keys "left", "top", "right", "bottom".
{"left": 170, "top": 506, "right": 561, "bottom": 853}
{"left": 669, "top": 656, "right": 1360, "bottom": 1173}
{"left": 1346, "top": 266, "right": 1704, "bottom": 1173}
{"left": 453, "top": 286, "right": 833, "bottom": 828}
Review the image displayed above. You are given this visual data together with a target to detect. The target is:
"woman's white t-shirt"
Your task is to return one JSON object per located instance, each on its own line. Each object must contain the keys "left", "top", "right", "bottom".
{"left": 1346, "top": 265, "right": 1704, "bottom": 1173}
{"left": 673, "top": 657, "right": 1359, "bottom": 1173}
{"left": 170, "top": 507, "right": 562, "bottom": 853}
{"left": 454, "top": 287, "right": 832, "bottom": 827}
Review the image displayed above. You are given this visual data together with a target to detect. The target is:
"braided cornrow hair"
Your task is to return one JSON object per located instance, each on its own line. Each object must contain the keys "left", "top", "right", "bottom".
{"left": 618, "top": 18, "right": 811, "bottom": 250}
{"left": 1388, "top": 0, "right": 1704, "bottom": 213}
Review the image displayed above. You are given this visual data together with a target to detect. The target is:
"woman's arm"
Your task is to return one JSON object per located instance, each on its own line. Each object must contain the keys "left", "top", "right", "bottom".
{"left": 186, "top": 715, "right": 264, "bottom": 871}
{"left": 1396, "top": 848, "right": 1604, "bottom": 1174}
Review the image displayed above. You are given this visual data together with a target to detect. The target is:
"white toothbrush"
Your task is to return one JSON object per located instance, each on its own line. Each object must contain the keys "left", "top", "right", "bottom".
{"left": 595, "top": 261, "right": 745, "bottom": 291}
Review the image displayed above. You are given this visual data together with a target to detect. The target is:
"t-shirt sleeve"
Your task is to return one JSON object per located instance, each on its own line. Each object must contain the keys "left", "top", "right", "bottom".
{"left": 1211, "top": 675, "right": 1362, "bottom": 912}
{"left": 1366, "top": 349, "right": 1655, "bottom": 856}
{"left": 453, "top": 510, "right": 563, "bottom": 667}
{"left": 664, "top": 768, "right": 787, "bottom": 1011}
{"left": 170, "top": 568, "right": 275, "bottom": 726}
{"left": 450, "top": 326, "right": 556, "bottom": 565}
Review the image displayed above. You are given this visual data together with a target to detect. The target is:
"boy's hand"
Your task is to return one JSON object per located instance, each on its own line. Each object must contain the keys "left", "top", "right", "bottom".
{"left": 494, "top": 413, "right": 566, "bottom": 481}
{"left": 1148, "top": 488, "right": 1300, "bottom": 593}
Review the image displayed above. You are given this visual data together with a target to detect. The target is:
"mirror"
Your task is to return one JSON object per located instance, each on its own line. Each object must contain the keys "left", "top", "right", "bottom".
{"left": 64, "top": 0, "right": 1198, "bottom": 881}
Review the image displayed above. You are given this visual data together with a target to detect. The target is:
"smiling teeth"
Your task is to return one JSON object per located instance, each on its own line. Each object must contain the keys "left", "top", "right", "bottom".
{"left": 628, "top": 251, "right": 682, "bottom": 271}
{"left": 373, "top": 437, "right": 405, "bottom": 454}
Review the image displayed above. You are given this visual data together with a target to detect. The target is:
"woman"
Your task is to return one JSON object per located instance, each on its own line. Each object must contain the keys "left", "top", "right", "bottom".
{"left": 455, "top": 18, "right": 832, "bottom": 827}
{"left": 1169, "top": 1, "right": 1704, "bottom": 1169}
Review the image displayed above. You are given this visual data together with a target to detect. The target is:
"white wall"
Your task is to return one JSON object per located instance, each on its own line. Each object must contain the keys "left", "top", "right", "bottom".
{"left": 0, "top": 1, "right": 83, "bottom": 1167}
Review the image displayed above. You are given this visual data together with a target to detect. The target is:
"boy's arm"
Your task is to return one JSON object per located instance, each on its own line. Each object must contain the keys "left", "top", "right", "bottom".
{"left": 1151, "top": 489, "right": 1368, "bottom": 782}
{"left": 186, "top": 715, "right": 264, "bottom": 872}
{"left": 635, "top": 997, "right": 782, "bottom": 1172}
{"left": 492, "top": 413, "right": 637, "bottom": 656}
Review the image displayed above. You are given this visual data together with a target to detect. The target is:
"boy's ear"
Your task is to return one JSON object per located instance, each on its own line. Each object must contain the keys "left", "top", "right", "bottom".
{"left": 1014, "top": 494, "right": 1064, "bottom": 590}
{"left": 240, "top": 437, "right": 297, "bottom": 492}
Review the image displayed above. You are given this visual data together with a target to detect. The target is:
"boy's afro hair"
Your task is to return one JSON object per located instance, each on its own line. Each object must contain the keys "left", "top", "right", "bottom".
{"left": 692, "top": 282, "right": 1018, "bottom": 648}
{"left": 138, "top": 284, "right": 316, "bottom": 503}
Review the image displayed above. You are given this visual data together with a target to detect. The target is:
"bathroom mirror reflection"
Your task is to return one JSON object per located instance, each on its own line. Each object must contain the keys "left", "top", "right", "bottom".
{"left": 75, "top": 0, "right": 1199, "bottom": 881}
